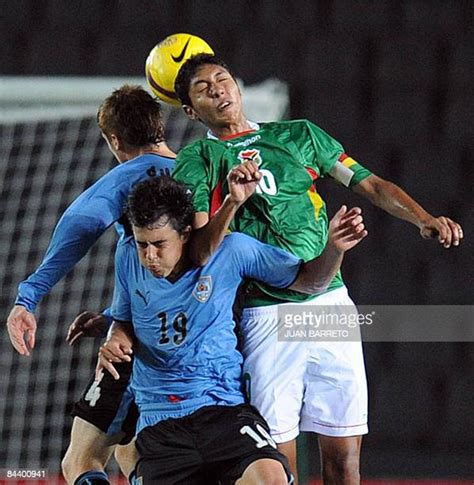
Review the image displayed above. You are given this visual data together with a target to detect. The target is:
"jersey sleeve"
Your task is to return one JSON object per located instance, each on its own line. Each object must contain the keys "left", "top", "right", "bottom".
{"left": 229, "top": 233, "right": 302, "bottom": 288}
{"left": 173, "top": 143, "right": 212, "bottom": 214}
{"left": 110, "top": 240, "right": 133, "bottom": 322}
{"left": 16, "top": 211, "right": 110, "bottom": 312}
{"left": 329, "top": 153, "right": 373, "bottom": 187}
{"left": 14, "top": 160, "right": 157, "bottom": 313}
{"left": 294, "top": 120, "right": 345, "bottom": 177}
{"left": 100, "top": 306, "right": 114, "bottom": 333}
{"left": 294, "top": 120, "right": 372, "bottom": 185}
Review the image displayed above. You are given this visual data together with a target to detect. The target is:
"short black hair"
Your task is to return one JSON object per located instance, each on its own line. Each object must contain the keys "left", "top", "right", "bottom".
{"left": 127, "top": 176, "right": 194, "bottom": 235}
{"left": 174, "top": 53, "right": 232, "bottom": 106}
{"left": 97, "top": 84, "right": 165, "bottom": 147}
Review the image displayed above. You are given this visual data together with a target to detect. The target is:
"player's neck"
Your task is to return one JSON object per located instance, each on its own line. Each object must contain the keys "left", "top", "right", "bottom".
{"left": 140, "top": 142, "right": 176, "bottom": 159}
{"left": 166, "top": 253, "right": 191, "bottom": 283}
{"left": 210, "top": 119, "right": 254, "bottom": 140}
{"left": 123, "top": 143, "right": 176, "bottom": 162}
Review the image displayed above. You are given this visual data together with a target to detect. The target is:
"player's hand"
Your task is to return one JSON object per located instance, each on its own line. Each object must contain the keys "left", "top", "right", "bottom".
{"left": 96, "top": 324, "right": 133, "bottom": 380}
{"left": 419, "top": 216, "right": 463, "bottom": 248}
{"left": 6, "top": 305, "right": 37, "bottom": 356}
{"left": 227, "top": 161, "right": 262, "bottom": 204}
{"left": 328, "top": 206, "right": 368, "bottom": 253}
{"left": 66, "top": 311, "right": 110, "bottom": 345}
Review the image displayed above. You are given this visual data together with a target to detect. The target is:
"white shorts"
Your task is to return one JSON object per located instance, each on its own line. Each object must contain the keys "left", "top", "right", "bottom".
{"left": 240, "top": 286, "right": 368, "bottom": 443}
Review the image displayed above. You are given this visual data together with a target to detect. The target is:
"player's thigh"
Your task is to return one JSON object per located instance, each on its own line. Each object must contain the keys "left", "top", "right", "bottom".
{"left": 240, "top": 306, "right": 307, "bottom": 443}
{"left": 62, "top": 416, "right": 116, "bottom": 483}
{"left": 206, "top": 404, "right": 292, "bottom": 484}
{"left": 67, "top": 416, "right": 116, "bottom": 457}
{"left": 135, "top": 416, "right": 204, "bottom": 484}
{"left": 301, "top": 341, "right": 368, "bottom": 437}
{"left": 72, "top": 361, "right": 136, "bottom": 442}
{"left": 276, "top": 440, "right": 298, "bottom": 484}
{"left": 301, "top": 288, "right": 368, "bottom": 436}
{"left": 114, "top": 438, "right": 139, "bottom": 479}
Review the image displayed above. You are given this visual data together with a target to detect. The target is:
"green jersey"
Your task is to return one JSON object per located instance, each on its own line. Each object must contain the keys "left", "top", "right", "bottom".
{"left": 173, "top": 119, "right": 372, "bottom": 307}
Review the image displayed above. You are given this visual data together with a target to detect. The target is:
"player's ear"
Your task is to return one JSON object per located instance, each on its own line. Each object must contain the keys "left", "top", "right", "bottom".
{"left": 108, "top": 134, "right": 123, "bottom": 151}
{"left": 182, "top": 105, "right": 198, "bottom": 121}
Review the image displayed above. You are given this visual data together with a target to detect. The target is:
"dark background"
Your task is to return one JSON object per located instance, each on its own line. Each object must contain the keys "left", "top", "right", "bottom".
{"left": 1, "top": 0, "right": 473, "bottom": 479}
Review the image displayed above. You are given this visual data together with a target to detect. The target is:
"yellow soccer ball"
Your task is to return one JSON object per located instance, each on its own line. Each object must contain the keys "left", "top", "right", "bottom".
{"left": 145, "top": 33, "right": 214, "bottom": 106}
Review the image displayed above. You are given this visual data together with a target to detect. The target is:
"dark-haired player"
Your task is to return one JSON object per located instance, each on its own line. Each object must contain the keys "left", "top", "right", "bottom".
{"left": 172, "top": 53, "right": 464, "bottom": 484}
{"left": 6, "top": 85, "right": 176, "bottom": 485}
{"left": 97, "top": 174, "right": 367, "bottom": 484}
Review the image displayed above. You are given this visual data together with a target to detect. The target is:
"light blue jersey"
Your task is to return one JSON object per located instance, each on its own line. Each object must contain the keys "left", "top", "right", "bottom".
{"left": 16, "top": 154, "right": 174, "bottom": 312}
{"left": 111, "top": 232, "right": 302, "bottom": 433}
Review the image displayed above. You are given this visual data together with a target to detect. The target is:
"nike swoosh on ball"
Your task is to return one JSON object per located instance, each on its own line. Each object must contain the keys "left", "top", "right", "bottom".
{"left": 171, "top": 37, "right": 191, "bottom": 63}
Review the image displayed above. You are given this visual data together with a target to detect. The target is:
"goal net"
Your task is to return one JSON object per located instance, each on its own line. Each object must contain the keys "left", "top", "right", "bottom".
{"left": 0, "top": 76, "right": 288, "bottom": 482}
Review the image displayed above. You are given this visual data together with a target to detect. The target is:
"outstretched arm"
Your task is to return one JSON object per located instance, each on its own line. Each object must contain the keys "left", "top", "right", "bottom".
{"left": 188, "top": 161, "right": 261, "bottom": 265}
{"left": 353, "top": 174, "right": 463, "bottom": 248}
{"left": 16, "top": 212, "right": 109, "bottom": 313}
{"left": 290, "top": 206, "right": 367, "bottom": 294}
{"left": 6, "top": 212, "right": 110, "bottom": 355}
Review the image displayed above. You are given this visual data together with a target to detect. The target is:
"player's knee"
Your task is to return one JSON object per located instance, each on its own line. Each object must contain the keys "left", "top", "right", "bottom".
{"left": 61, "top": 446, "right": 108, "bottom": 484}
{"left": 61, "top": 450, "right": 73, "bottom": 483}
{"left": 320, "top": 435, "right": 361, "bottom": 482}
{"left": 62, "top": 447, "right": 88, "bottom": 483}
{"left": 237, "top": 458, "right": 288, "bottom": 485}
{"left": 322, "top": 452, "right": 360, "bottom": 481}
{"left": 61, "top": 450, "right": 87, "bottom": 484}
{"left": 113, "top": 440, "right": 139, "bottom": 478}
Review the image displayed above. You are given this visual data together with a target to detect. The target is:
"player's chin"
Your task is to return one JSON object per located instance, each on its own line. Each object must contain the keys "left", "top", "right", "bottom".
{"left": 216, "top": 105, "right": 239, "bottom": 121}
{"left": 148, "top": 266, "right": 165, "bottom": 278}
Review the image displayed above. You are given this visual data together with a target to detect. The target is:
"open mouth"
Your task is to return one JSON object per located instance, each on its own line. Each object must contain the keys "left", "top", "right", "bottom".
{"left": 217, "top": 101, "right": 232, "bottom": 111}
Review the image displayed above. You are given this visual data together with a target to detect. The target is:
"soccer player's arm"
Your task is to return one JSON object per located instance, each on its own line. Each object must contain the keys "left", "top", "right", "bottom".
{"left": 302, "top": 121, "right": 463, "bottom": 248}
{"left": 16, "top": 210, "right": 111, "bottom": 313}
{"left": 6, "top": 166, "right": 133, "bottom": 355}
{"left": 352, "top": 174, "right": 463, "bottom": 248}
{"left": 298, "top": 120, "right": 372, "bottom": 188}
{"left": 174, "top": 146, "right": 257, "bottom": 266}
{"left": 329, "top": 148, "right": 463, "bottom": 248}
{"left": 98, "top": 240, "right": 134, "bottom": 380}
{"left": 237, "top": 206, "right": 367, "bottom": 294}
{"left": 66, "top": 307, "right": 112, "bottom": 346}
{"left": 6, "top": 210, "right": 112, "bottom": 355}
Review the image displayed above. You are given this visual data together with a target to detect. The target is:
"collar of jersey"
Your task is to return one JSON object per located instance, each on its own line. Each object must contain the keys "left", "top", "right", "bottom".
{"left": 206, "top": 121, "right": 260, "bottom": 141}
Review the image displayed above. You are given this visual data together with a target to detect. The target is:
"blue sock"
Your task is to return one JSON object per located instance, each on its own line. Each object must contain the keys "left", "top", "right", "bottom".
{"left": 128, "top": 469, "right": 139, "bottom": 484}
{"left": 74, "top": 470, "right": 110, "bottom": 485}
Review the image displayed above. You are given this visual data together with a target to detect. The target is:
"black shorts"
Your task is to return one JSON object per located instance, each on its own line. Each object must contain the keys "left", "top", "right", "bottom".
{"left": 71, "top": 361, "right": 138, "bottom": 445}
{"left": 135, "top": 403, "right": 292, "bottom": 484}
